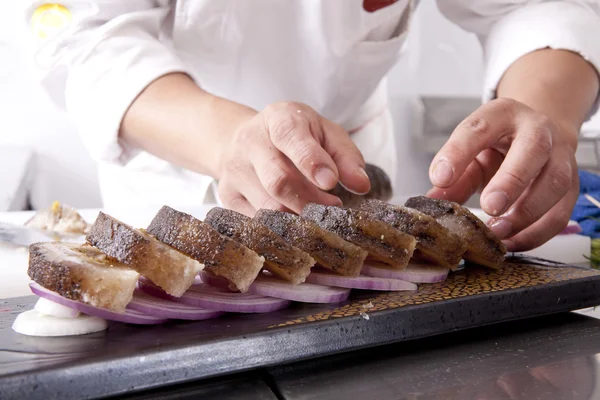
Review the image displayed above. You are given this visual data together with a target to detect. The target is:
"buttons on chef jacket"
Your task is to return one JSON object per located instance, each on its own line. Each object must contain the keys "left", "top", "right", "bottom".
{"left": 31, "top": 3, "right": 72, "bottom": 40}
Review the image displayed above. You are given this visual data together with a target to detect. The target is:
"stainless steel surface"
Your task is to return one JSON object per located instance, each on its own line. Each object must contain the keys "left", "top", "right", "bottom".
{"left": 112, "top": 373, "right": 278, "bottom": 400}
{"left": 412, "top": 96, "right": 481, "bottom": 153}
{"left": 269, "top": 312, "right": 600, "bottom": 400}
{"left": 0, "top": 221, "right": 82, "bottom": 247}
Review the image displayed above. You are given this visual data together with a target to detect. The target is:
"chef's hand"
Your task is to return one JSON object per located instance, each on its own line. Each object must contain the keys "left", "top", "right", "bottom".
{"left": 427, "top": 98, "right": 578, "bottom": 252}
{"left": 217, "top": 101, "right": 370, "bottom": 216}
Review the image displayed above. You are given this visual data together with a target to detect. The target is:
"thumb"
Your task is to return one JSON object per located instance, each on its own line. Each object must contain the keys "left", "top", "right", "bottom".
{"left": 321, "top": 118, "right": 370, "bottom": 195}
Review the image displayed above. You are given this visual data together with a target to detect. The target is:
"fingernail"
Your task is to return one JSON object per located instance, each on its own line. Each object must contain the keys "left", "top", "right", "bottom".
{"left": 339, "top": 181, "right": 369, "bottom": 196}
{"left": 357, "top": 167, "right": 369, "bottom": 181}
{"left": 431, "top": 159, "right": 454, "bottom": 186}
{"left": 483, "top": 191, "right": 508, "bottom": 216}
{"left": 314, "top": 168, "right": 337, "bottom": 190}
{"left": 502, "top": 239, "right": 516, "bottom": 252}
{"left": 489, "top": 218, "right": 512, "bottom": 239}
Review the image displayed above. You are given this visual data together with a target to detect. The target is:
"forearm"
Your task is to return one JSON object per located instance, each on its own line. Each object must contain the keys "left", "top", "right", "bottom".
{"left": 497, "top": 49, "right": 599, "bottom": 148}
{"left": 120, "top": 73, "right": 256, "bottom": 178}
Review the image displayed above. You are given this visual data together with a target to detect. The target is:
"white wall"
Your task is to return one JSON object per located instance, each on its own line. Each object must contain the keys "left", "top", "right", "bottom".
{"left": 0, "top": 1, "right": 101, "bottom": 210}
{"left": 1, "top": 1, "right": 597, "bottom": 209}
{"left": 386, "top": 1, "right": 484, "bottom": 197}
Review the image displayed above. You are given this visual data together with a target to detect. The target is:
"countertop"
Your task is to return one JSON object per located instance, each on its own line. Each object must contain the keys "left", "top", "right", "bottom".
{"left": 114, "top": 310, "right": 600, "bottom": 400}
{"left": 2, "top": 206, "right": 599, "bottom": 399}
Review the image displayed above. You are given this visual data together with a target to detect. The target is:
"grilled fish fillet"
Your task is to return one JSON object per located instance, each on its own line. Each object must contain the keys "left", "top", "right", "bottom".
{"left": 205, "top": 207, "right": 315, "bottom": 285}
{"left": 301, "top": 204, "right": 416, "bottom": 269}
{"left": 28, "top": 242, "right": 139, "bottom": 313}
{"left": 405, "top": 196, "right": 506, "bottom": 269}
{"left": 86, "top": 212, "right": 203, "bottom": 297}
{"left": 254, "top": 209, "right": 368, "bottom": 277}
{"left": 147, "top": 206, "right": 264, "bottom": 293}
{"left": 357, "top": 199, "right": 466, "bottom": 270}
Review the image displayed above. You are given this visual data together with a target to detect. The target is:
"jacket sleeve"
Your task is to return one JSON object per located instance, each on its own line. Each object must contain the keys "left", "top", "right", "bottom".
{"left": 436, "top": 0, "right": 600, "bottom": 113}
{"left": 20, "top": 1, "right": 190, "bottom": 164}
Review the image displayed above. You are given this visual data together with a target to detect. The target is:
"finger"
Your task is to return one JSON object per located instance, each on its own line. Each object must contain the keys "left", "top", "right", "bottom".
{"left": 497, "top": 372, "right": 555, "bottom": 400}
{"left": 321, "top": 118, "right": 371, "bottom": 195}
{"left": 219, "top": 155, "right": 289, "bottom": 216}
{"left": 265, "top": 103, "right": 340, "bottom": 191}
{"left": 487, "top": 150, "right": 575, "bottom": 241}
{"left": 249, "top": 141, "right": 343, "bottom": 213}
{"left": 480, "top": 115, "right": 554, "bottom": 216}
{"left": 499, "top": 169, "right": 578, "bottom": 251}
{"left": 431, "top": 98, "right": 518, "bottom": 188}
{"left": 530, "top": 359, "right": 595, "bottom": 400}
{"left": 218, "top": 185, "right": 256, "bottom": 217}
{"left": 427, "top": 149, "right": 504, "bottom": 204}
{"left": 238, "top": 172, "right": 291, "bottom": 215}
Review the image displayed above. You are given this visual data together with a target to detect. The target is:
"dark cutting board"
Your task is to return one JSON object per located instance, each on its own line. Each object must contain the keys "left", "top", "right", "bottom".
{"left": 1, "top": 261, "right": 600, "bottom": 400}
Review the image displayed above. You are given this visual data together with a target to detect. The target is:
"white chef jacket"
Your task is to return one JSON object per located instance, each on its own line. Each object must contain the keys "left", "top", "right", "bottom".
{"left": 20, "top": 0, "right": 600, "bottom": 212}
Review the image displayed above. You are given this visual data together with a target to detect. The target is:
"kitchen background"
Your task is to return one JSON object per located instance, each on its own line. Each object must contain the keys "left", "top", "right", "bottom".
{"left": 1, "top": 2, "right": 599, "bottom": 212}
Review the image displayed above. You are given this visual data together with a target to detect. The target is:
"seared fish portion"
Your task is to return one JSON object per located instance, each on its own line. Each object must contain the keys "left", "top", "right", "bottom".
{"left": 86, "top": 212, "right": 203, "bottom": 297}
{"left": 357, "top": 199, "right": 466, "bottom": 270}
{"left": 301, "top": 203, "right": 416, "bottom": 270}
{"left": 405, "top": 196, "right": 506, "bottom": 269}
{"left": 205, "top": 207, "right": 315, "bottom": 285}
{"left": 147, "top": 206, "right": 265, "bottom": 293}
{"left": 28, "top": 242, "right": 139, "bottom": 313}
{"left": 254, "top": 209, "right": 367, "bottom": 277}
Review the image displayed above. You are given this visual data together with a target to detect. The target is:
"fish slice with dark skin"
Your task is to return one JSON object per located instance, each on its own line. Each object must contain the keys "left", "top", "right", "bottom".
{"left": 28, "top": 242, "right": 140, "bottom": 313}
{"left": 205, "top": 207, "right": 315, "bottom": 285}
{"left": 254, "top": 209, "right": 368, "bottom": 277}
{"left": 405, "top": 196, "right": 507, "bottom": 269}
{"left": 147, "top": 206, "right": 265, "bottom": 293}
{"left": 357, "top": 199, "right": 467, "bottom": 270}
{"left": 86, "top": 212, "right": 203, "bottom": 297}
{"left": 300, "top": 204, "right": 416, "bottom": 269}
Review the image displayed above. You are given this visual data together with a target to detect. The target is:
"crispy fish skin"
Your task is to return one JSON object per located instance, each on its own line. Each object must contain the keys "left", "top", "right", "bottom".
{"left": 357, "top": 199, "right": 466, "bottom": 270}
{"left": 405, "top": 196, "right": 506, "bottom": 269}
{"left": 254, "top": 209, "right": 368, "bottom": 277}
{"left": 300, "top": 204, "right": 416, "bottom": 269}
{"left": 28, "top": 242, "right": 139, "bottom": 313}
{"left": 205, "top": 207, "right": 315, "bottom": 285}
{"left": 147, "top": 206, "right": 265, "bottom": 293}
{"left": 86, "top": 212, "right": 203, "bottom": 297}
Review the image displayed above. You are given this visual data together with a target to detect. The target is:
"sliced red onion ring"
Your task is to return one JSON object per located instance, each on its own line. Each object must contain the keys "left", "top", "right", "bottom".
{"left": 30, "top": 283, "right": 168, "bottom": 325}
{"left": 248, "top": 274, "right": 350, "bottom": 304}
{"left": 560, "top": 222, "right": 583, "bottom": 235}
{"left": 139, "top": 278, "right": 290, "bottom": 313}
{"left": 127, "top": 290, "right": 224, "bottom": 320}
{"left": 362, "top": 262, "right": 449, "bottom": 283}
{"left": 305, "top": 271, "right": 417, "bottom": 291}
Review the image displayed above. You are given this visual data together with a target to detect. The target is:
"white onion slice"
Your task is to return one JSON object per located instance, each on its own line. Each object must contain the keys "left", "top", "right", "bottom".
{"left": 34, "top": 297, "right": 81, "bottom": 319}
{"left": 362, "top": 263, "right": 449, "bottom": 283}
{"left": 248, "top": 274, "right": 350, "bottom": 303}
{"left": 12, "top": 310, "right": 107, "bottom": 337}
{"left": 306, "top": 271, "right": 417, "bottom": 291}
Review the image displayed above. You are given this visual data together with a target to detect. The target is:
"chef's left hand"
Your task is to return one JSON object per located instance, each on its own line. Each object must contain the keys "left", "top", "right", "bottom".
{"left": 427, "top": 98, "right": 578, "bottom": 252}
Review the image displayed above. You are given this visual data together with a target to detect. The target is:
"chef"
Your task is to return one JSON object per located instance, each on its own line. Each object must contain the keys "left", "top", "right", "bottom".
{"left": 21, "top": 1, "right": 600, "bottom": 251}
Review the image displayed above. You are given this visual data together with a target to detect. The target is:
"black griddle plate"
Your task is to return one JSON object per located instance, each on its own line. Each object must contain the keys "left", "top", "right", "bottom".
{"left": 1, "top": 262, "right": 600, "bottom": 400}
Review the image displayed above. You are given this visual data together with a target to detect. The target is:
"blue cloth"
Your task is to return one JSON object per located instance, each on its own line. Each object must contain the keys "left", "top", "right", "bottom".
{"left": 572, "top": 170, "right": 600, "bottom": 238}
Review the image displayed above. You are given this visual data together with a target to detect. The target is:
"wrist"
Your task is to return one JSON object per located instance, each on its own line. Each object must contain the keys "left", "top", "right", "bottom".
{"left": 197, "top": 93, "right": 257, "bottom": 179}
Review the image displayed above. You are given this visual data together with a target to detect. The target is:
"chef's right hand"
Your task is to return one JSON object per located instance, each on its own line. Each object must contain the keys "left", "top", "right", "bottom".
{"left": 217, "top": 101, "right": 370, "bottom": 216}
